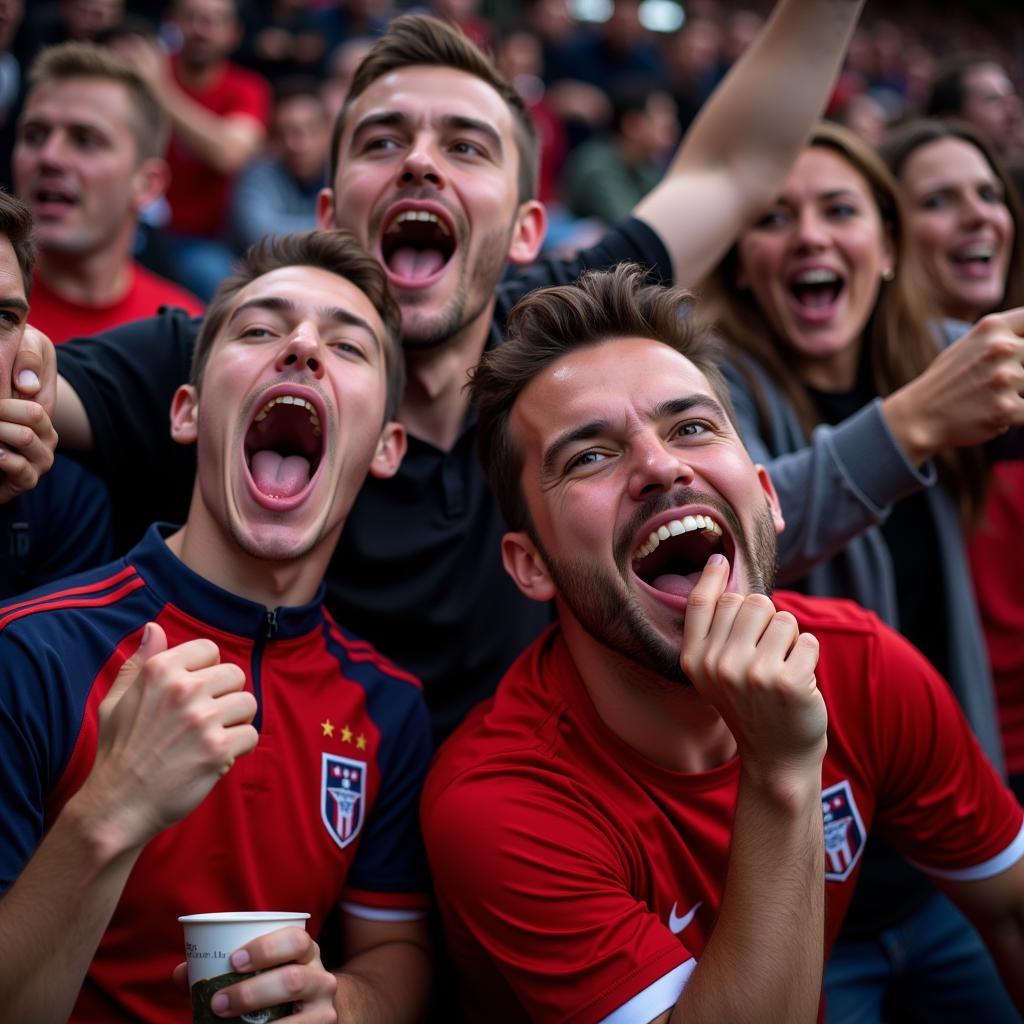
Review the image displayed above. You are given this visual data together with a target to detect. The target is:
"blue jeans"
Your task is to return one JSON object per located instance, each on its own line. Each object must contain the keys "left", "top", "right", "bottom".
{"left": 825, "top": 891, "right": 1020, "bottom": 1023}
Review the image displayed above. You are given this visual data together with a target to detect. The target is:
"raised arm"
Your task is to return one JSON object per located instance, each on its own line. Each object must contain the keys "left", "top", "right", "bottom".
{"left": 635, "top": 0, "right": 864, "bottom": 287}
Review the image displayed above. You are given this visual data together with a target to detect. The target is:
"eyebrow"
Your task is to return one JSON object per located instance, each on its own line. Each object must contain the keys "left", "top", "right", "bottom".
{"left": 349, "top": 110, "right": 503, "bottom": 156}
{"left": 228, "top": 296, "right": 381, "bottom": 354}
{"left": 0, "top": 296, "right": 29, "bottom": 319}
{"left": 539, "top": 394, "right": 728, "bottom": 479}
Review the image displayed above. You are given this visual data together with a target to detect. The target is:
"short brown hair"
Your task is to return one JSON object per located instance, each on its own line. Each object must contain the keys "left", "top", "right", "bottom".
{"left": 27, "top": 42, "right": 169, "bottom": 161}
{"left": 471, "top": 263, "right": 733, "bottom": 532}
{"left": 0, "top": 189, "right": 36, "bottom": 294}
{"left": 329, "top": 14, "right": 539, "bottom": 204}
{"left": 191, "top": 230, "right": 405, "bottom": 421}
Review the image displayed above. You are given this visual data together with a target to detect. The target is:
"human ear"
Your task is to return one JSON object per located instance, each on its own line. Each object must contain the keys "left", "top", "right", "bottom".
{"left": 169, "top": 384, "right": 199, "bottom": 445}
{"left": 501, "top": 530, "right": 556, "bottom": 602}
{"left": 755, "top": 463, "right": 785, "bottom": 535}
{"left": 368, "top": 421, "right": 406, "bottom": 479}
{"left": 316, "top": 188, "right": 335, "bottom": 230}
{"left": 507, "top": 200, "right": 547, "bottom": 266}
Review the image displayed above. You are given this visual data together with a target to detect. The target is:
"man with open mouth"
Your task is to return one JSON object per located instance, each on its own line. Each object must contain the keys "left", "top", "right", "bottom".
{"left": 421, "top": 266, "right": 1024, "bottom": 1024}
{"left": 0, "top": 231, "right": 432, "bottom": 1023}
{"left": 36, "top": 0, "right": 865, "bottom": 743}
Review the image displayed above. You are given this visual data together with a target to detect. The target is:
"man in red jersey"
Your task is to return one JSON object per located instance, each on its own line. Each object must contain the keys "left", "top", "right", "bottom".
{"left": 117, "top": 0, "right": 271, "bottom": 300}
{"left": 13, "top": 42, "right": 203, "bottom": 342}
{"left": 0, "top": 231, "right": 431, "bottom": 1023}
{"left": 422, "top": 264, "right": 1024, "bottom": 1024}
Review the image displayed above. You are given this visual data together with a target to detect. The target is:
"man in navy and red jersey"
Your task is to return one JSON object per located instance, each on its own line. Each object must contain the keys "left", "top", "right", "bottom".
{"left": 421, "top": 265, "right": 1024, "bottom": 1024}
{"left": 0, "top": 230, "right": 432, "bottom": 1023}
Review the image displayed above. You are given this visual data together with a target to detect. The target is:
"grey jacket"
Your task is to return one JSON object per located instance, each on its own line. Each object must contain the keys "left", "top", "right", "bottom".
{"left": 722, "top": 349, "right": 1006, "bottom": 770}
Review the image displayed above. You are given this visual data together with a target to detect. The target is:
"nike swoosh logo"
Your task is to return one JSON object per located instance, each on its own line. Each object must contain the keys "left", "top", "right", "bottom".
{"left": 668, "top": 900, "right": 703, "bottom": 934}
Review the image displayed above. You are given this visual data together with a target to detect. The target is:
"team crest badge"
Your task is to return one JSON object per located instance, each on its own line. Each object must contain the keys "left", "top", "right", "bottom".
{"left": 321, "top": 753, "right": 367, "bottom": 849}
{"left": 821, "top": 780, "right": 866, "bottom": 882}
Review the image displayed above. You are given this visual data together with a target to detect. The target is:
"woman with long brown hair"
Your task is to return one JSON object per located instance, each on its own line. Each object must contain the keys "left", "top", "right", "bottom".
{"left": 882, "top": 118, "right": 1024, "bottom": 810}
{"left": 699, "top": 121, "right": 1024, "bottom": 1023}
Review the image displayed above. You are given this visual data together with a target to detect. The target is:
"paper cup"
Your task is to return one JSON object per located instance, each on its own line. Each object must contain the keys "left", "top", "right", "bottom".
{"left": 179, "top": 911, "right": 310, "bottom": 1024}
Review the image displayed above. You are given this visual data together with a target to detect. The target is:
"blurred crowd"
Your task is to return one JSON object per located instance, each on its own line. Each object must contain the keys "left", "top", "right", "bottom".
{"left": 3, "top": 0, "right": 1020, "bottom": 301}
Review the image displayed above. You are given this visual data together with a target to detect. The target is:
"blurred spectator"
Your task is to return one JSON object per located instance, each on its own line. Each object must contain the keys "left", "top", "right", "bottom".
{"left": 321, "top": 35, "right": 374, "bottom": 124}
{"left": 0, "top": 0, "right": 25, "bottom": 190}
{"left": 13, "top": 43, "right": 202, "bottom": 343}
{"left": 22, "top": 0, "right": 123, "bottom": 60}
{"left": 562, "top": 79, "right": 678, "bottom": 226}
{"left": 927, "top": 56, "right": 1022, "bottom": 160}
{"left": 833, "top": 90, "right": 889, "bottom": 148}
{"left": 665, "top": 15, "right": 722, "bottom": 131}
{"left": 493, "top": 26, "right": 568, "bottom": 208}
{"left": 116, "top": 0, "right": 271, "bottom": 300}
{"left": 230, "top": 77, "right": 328, "bottom": 251}
{"left": 427, "top": 0, "right": 493, "bottom": 53}
{"left": 311, "top": 0, "right": 389, "bottom": 63}
{"left": 721, "top": 8, "right": 763, "bottom": 66}
{"left": 236, "top": 0, "right": 325, "bottom": 82}
{"left": 546, "top": 0, "right": 668, "bottom": 97}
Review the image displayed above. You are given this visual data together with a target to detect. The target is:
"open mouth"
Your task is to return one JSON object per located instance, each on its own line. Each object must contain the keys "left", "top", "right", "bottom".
{"left": 243, "top": 392, "right": 325, "bottom": 505}
{"left": 32, "top": 183, "right": 77, "bottom": 214}
{"left": 381, "top": 207, "right": 456, "bottom": 284}
{"left": 789, "top": 267, "right": 845, "bottom": 313}
{"left": 949, "top": 243, "right": 999, "bottom": 278}
{"left": 631, "top": 513, "right": 734, "bottom": 599}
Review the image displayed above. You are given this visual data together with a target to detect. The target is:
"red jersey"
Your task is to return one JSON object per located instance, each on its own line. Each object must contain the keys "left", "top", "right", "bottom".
{"left": 29, "top": 265, "right": 203, "bottom": 344}
{"left": 166, "top": 56, "right": 271, "bottom": 238}
{"left": 422, "top": 592, "right": 1024, "bottom": 1024}
{"left": 969, "top": 462, "right": 1024, "bottom": 777}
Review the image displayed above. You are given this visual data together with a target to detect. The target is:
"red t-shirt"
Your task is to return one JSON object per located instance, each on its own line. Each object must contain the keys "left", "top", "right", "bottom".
{"left": 166, "top": 56, "right": 271, "bottom": 238}
{"left": 422, "top": 592, "right": 1024, "bottom": 1024}
{"left": 969, "top": 462, "right": 1024, "bottom": 777}
{"left": 29, "top": 265, "right": 204, "bottom": 344}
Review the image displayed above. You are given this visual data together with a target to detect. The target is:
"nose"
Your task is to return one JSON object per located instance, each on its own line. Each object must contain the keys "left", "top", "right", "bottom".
{"left": 627, "top": 432, "right": 695, "bottom": 500}
{"left": 398, "top": 133, "right": 444, "bottom": 189}
{"left": 275, "top": 322, "right": 325, "bottom": 379}
{"left": 959, "top": 190, "right": 995, "bottom": 227}
{"left": 792, "top": 206, "right": 830, "bottom": 251}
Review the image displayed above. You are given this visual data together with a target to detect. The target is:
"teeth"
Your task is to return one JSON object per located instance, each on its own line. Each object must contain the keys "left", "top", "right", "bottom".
{"left": 634, "top": 515, "right": 723, "bottom": 560}
{"left": 792, "top": 268, "right": 839, "bottom": 285}
{"left": 252, "top": 394, "right": 320, "bottom": 430}
{"left": 388, "top": 209, "right": 451, "bottom": 236}
{"left": 957, "top": 245, "right": 992, "bottom": 261}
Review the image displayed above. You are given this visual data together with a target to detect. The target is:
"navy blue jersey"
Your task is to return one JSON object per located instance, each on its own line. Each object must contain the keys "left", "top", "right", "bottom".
{"left": 0, "top": 524, "right": 432, "bottom": 1022}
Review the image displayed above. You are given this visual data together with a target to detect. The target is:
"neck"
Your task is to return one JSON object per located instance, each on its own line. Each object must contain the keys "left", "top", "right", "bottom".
{"left": 559, "top": 615, "right": 737, "bottom": 773}
{"left": 36, "top": 241, "right": 135, "bottom": 307}
{"left": 178, "top": 56, "right": 224, "bottom": 88}
{"left": 167, "top": 493, "right": 333, "bottom": 611}
{"left": 398, "top": 304, "right": 493, "bottom": 451}
{"left": 796, "top": 335, "right": 862, "bottom": 393}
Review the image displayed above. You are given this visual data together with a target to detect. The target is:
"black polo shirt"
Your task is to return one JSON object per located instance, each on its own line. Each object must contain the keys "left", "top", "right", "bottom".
{"left": 56, "top": 219, "right": 673, "bottom": 740}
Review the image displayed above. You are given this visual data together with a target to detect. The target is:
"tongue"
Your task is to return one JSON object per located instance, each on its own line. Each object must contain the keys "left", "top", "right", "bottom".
{"left": 250, "top": 450, "right": 311, "bottom": 498}
{"left": 389, "top": 246, "right": 445, "bottom": 280}
{"left": 793, "top": 284, "right": 838, "bottom": 309}
{"left": 651, "top": 572, "right": 703, "bottom": 598}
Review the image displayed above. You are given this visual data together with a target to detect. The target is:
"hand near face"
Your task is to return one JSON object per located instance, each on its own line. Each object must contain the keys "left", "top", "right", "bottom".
{"left": 173, "top": 927, "right": 338, "bottom": 1022}
{"left": 680, "top": 556, "right": 826, "bottom": 781}
{"left": 883, "top": 307, "right": 1024, "bottom": 465}
{"left": 115, "top": 35, "right": 172, "bottom": 96}
{"left": 72, "top": 623, "right": 259, "bottom": 855}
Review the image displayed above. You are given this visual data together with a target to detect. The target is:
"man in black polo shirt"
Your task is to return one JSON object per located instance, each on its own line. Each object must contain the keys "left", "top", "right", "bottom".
{"left": 28, "top": 3, "right": 863, "bottom": 740}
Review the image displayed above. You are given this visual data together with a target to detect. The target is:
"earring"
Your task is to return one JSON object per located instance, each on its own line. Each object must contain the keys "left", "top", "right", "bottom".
{"left": 881, "top": 268, "right": 895, "bottom": 282}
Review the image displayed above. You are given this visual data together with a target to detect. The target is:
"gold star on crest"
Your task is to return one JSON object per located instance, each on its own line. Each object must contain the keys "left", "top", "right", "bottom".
{"left": 356, "top": 733, "right": 367, "bottom": 751}
{"left": 341, "top": 724, "right": 353, "bottom": 744}
{"left": 321, "top": 719, "right": 335, "bottom": 738}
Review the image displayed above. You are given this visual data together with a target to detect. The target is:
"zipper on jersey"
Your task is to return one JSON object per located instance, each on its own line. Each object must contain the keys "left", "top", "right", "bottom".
{"left": 250, "top": 608, "right": 279, "bottom": 732}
